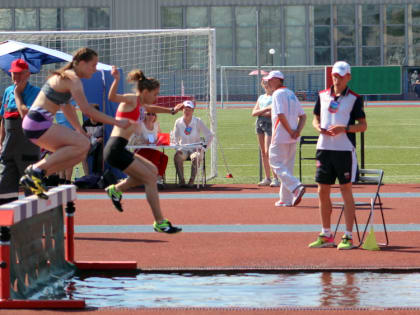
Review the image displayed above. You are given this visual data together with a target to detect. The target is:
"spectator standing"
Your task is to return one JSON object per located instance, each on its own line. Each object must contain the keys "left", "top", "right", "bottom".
{"left": 0, "top": 59, "right": 40, "bottom": 204}
{"left": 264, "top": 70, "right": 307, "bottom": 208}
{"left": 414, "top": 80, "right": 420, "bottom": 99}
{"left": 251, "top": 79, "right": 279, "bottom": 187}
{"left": 411, "top": 70, "right": 418, "bottom": 92}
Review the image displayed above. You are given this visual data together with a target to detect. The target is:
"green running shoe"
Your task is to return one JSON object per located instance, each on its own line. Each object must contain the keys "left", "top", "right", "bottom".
{"left": 105, "top": 184, "right": 123, "bottom": 212}
{"left": 337, "top": 235, "right": 355, "bottom": 250}
{"left": 308, "top": 233, "right": 335, "bottom": 248}
{"left": 153, "top": 219, "right": 182, "bottom": 234}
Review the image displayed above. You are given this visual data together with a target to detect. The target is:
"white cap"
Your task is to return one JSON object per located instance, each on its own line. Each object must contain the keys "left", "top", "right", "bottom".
{"left": 332, "top": 61, "right": 351, "bottom": 77}
{"left": 263, "top": 70, "right": 284, "bottom": 81}
{"left": 183, "top": 100, "right": 195, "bottom": 108}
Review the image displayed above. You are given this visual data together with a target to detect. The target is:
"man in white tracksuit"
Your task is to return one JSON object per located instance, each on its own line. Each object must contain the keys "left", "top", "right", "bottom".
{"left": 265, "top": 71, "right": 307, "bottom": 207}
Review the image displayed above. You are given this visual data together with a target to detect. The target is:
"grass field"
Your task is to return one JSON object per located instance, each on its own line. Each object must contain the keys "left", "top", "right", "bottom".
{"left": 75, "top": 105, "right": 420, "bottom": 185}
{"left": 155, "top": 105, "right": 420, "bottom": 185}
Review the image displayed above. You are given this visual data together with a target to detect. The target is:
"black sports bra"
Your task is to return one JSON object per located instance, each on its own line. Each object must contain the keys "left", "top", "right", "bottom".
{"left": 41, "top": 82, "right": 72, "bottom": 105}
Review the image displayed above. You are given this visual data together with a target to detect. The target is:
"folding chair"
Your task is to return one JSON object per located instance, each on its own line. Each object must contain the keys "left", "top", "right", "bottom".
{"left": 333, "top": 169, "right": 388, "bottom": 247}
{"left": 298, "top": 136, "right": 318, "bottom": 182}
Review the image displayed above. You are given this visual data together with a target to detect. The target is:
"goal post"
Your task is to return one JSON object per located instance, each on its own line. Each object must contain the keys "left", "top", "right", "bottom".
{"left": 0, "top": 29, "right": 218, "bottom": 179}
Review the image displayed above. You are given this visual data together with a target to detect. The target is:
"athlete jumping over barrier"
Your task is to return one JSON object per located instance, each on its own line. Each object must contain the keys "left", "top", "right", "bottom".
{"left": 104, "top": 66, "right": 182, "bottom": 234}
{"left": 20, "top": 48, "right": 130, "bottom": 199}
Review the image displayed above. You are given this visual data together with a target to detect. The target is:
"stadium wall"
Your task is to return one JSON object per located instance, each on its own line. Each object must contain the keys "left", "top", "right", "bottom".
{"left": 0, "top": 0, "right": 158, "bottom": 30}
{"left": 3, "top": 0, "right": 420, "bottom": 101}
{"left": 157, "top": 0, "right": 409, "bottom": 5}
{"left": 3, "top": 0, "right": 415, "bottom": 31}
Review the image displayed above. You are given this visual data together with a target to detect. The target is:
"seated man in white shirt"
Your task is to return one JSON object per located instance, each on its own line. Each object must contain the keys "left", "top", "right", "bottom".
{"left": 172, "top": 100, "right": 213, "bottom": 187}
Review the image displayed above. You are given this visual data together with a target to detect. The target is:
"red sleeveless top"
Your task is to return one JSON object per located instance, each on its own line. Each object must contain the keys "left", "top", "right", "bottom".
{"left": 116, "top": 97, "right": 141, "bottom": 121}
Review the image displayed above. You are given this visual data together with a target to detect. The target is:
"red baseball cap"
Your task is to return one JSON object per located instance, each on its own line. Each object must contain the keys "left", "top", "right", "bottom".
{"left": 9, "top": 59, "right": 29, "bottom": 73}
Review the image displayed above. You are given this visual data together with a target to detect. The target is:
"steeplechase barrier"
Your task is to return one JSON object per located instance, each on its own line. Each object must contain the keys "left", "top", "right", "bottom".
{"left": 0, "top": 185, "right": 136, "bottom": 309}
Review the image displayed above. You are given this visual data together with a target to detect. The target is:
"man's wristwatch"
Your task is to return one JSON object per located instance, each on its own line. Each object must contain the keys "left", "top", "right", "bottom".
{"left": 345, "top": 125, "right": 350, "bottom": 132}
{"left": 171, "top": 108, "right": 175, "bottom": 115}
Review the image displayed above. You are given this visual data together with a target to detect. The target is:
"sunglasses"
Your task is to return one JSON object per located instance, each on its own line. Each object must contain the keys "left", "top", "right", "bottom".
{"left": 146, "top": 113, "right": 156, "bottom": 116}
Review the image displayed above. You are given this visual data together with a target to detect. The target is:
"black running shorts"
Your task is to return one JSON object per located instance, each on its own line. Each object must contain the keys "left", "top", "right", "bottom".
{"left": 315, "top": 149, "right": 354, "bottom": 185}
{"left": 104, "top": 136, "right": 134, "bottom": 171}
{"left": 255, "top": 117, "right": 272, "bottom": 136}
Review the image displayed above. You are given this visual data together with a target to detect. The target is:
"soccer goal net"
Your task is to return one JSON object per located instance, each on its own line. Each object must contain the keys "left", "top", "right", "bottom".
{"left": 220, "top": 65, "right": 326, "bottom": 107}
{"left": 0, "top": 29, "right": 217, "bottom": 179}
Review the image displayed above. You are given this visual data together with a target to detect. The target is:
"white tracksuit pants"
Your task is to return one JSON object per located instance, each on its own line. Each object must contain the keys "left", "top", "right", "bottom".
{"left": 269, "top": 142, "right": 301, "bottom": 204}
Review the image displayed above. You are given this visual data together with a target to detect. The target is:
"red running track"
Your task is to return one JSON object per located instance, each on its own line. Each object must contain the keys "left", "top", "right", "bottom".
{"left": 4, "top": 184, "right": 420, "bottom": 315}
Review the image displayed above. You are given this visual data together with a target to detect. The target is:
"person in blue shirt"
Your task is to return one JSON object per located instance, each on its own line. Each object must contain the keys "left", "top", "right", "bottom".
{"left": 0, "top": 59, "right": 40, "bottom": 204}
{"left": 55, "top": 101, "right": 79, "bottom": 184}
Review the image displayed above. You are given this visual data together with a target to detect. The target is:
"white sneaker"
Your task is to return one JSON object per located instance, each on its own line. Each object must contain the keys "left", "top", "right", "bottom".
{"left": 270, "top": 178, "right": 280, "bottom": 187}
{"left": 292, "top": 185, "right": 306, "bottom": 206}
{"left": 274, "top": 200, "right": 292, "bottom": 207}
{"left": 258, "top": 178, "right": 271, "bottom": 186}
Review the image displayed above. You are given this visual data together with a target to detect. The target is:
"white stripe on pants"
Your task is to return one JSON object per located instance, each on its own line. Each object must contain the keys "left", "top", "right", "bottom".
{"left": 351, "top": 148, "right": 358, "bottom": 183}
{"left": 269, "top": 142, "right": 301, "bottom": 204}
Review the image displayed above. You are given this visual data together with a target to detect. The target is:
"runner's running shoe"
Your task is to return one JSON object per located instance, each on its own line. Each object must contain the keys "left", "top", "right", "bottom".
{"left": 19, "top": 166, "right": 49, "bottom": 199}
{"left": 153, "top": 219, "right": 182, "bottom": 234}
{"left": 337, "top": 235, "right": 355, "bottom": 250}
{"left": 308, "top": 233, "right": 335, "bottom": 248}
{"left": 105, "top": 184, "right": 123, "bottom": 212}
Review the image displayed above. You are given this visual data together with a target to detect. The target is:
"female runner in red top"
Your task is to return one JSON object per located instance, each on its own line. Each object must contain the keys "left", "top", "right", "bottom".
{"left": 104, "top": 66, "right": 183, "bottom": 233}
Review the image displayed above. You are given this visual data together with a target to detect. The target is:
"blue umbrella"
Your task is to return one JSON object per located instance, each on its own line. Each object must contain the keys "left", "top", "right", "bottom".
{"left": 0, "top": 40, "right": 111, "bottom": 75}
